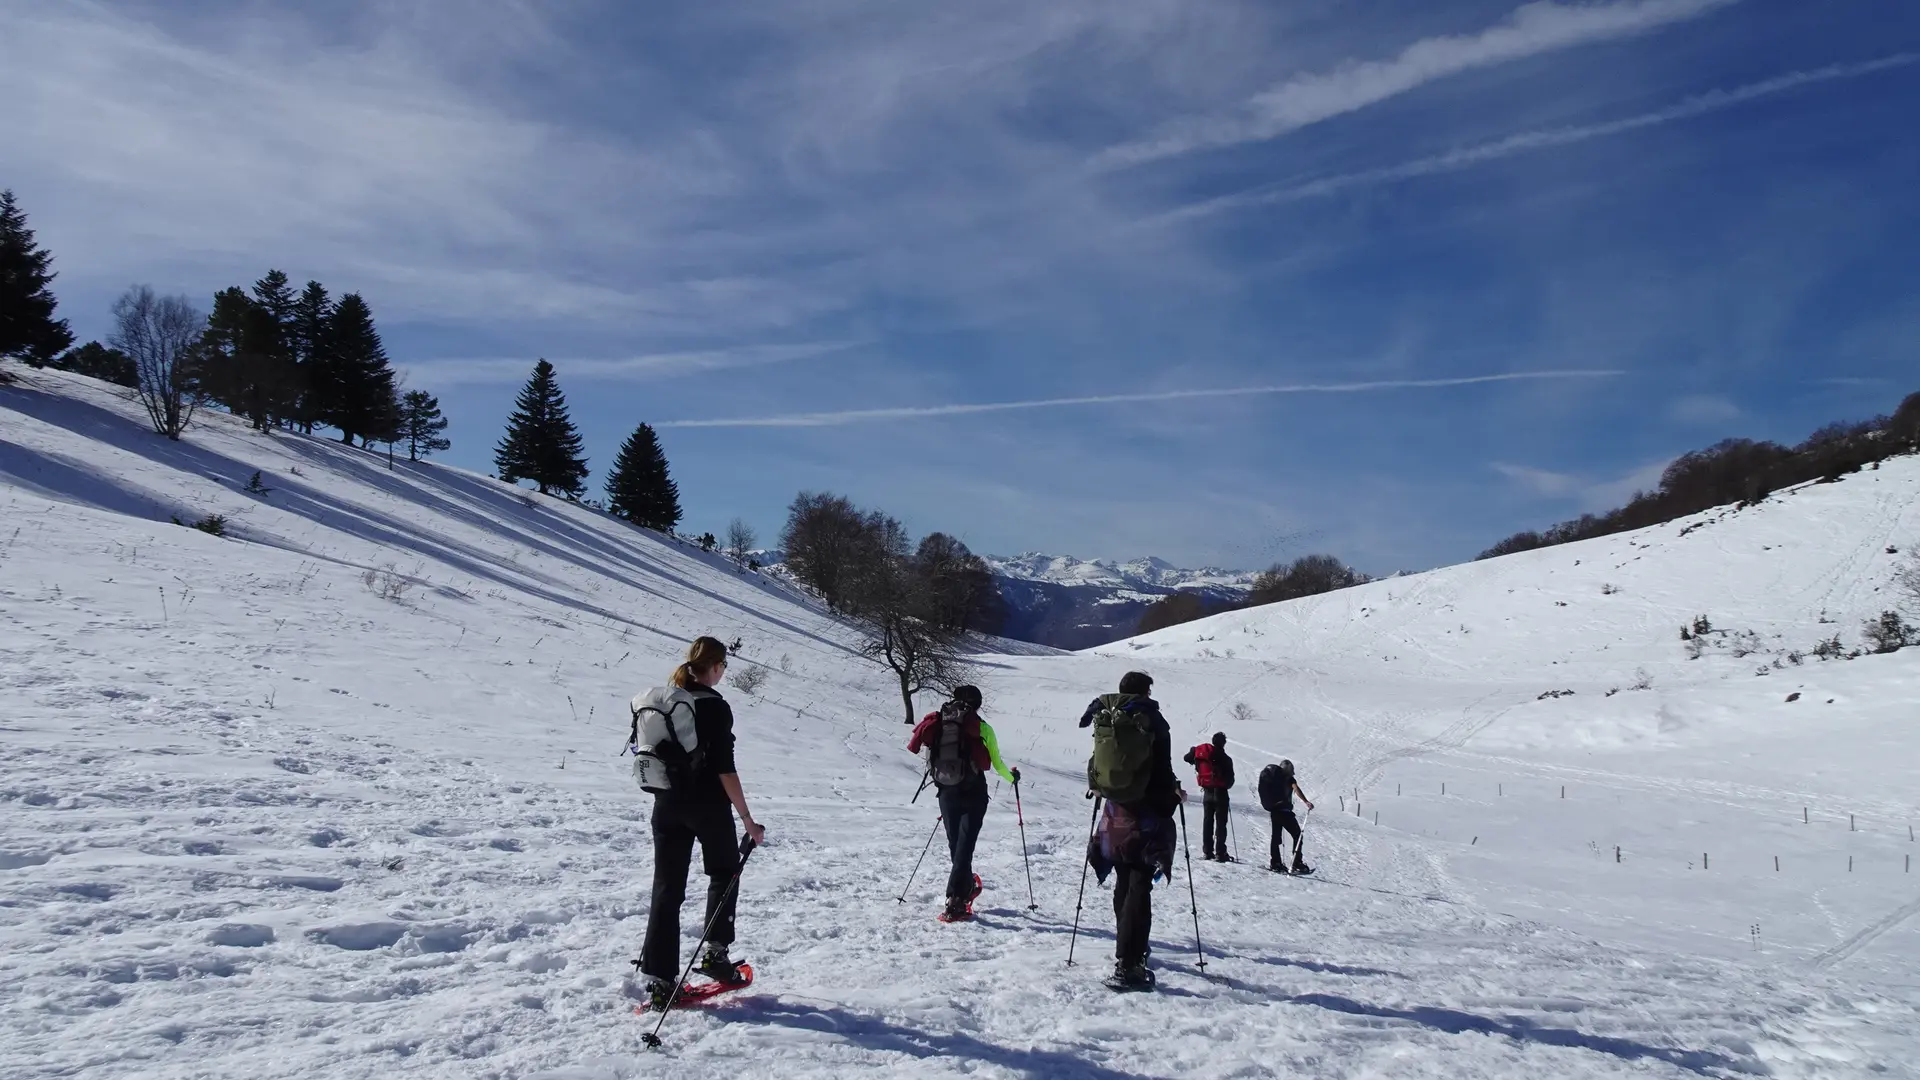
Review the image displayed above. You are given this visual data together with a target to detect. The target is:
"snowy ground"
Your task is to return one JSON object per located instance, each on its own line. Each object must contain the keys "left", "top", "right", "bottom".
{"left": 3, "top": 367, "right": 1918, "bottom": 1079}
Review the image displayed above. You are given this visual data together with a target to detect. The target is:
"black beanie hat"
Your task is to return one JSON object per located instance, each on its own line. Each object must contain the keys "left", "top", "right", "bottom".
{"left": 1118, "top": 671, "right": 1153, "bottom": 696}
{"left": 1212, "top": 732, "right": 1226, "bottom": 747}
{"left": 951, "top": 685, "right": 983, "bottom": 709}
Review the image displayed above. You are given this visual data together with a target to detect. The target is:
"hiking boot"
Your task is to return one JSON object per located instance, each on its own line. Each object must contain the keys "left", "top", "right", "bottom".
{"left": 941, "top": 897, "right": 971, "bottom": 922}
{"left": 1201, "top": 849, "right": 1215, "bottom": 861}
{"left": 1106, "top": 959, "right": 1155, "bottom": 991}
{"left": 643, "top": 976, "right": 675, "bottom": 1011}
{"left": 1292, "top": 861, "right": 1314, "bottom": 876}
{"left": 696, "top": 945, "right": 748, "bottom": 985}
{"left": 1270, "top": 860, "right": 1286, "bottom": 873}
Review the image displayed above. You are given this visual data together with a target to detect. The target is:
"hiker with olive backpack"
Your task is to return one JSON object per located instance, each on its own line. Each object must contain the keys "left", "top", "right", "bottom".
{"left": 906, "top": 685, "right": 1020, "bottom": 922}
{"left": 1076, "top": 671, "right": 1186, "bottom": 991}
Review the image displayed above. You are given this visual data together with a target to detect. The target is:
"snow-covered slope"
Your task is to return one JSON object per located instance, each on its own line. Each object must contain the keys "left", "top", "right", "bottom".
{"left": 4, "top": 366, "right": 1918, "bottom": 1080}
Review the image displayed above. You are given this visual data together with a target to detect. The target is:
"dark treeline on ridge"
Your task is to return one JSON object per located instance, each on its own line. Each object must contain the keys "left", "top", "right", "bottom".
{"left": 1481, "top": 390, "right": 1920, "bottom": 561}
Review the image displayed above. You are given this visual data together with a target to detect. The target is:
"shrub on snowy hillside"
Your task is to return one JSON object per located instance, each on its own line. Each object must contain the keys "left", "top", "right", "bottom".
{"left": 1863, "top": 611, "right": 1914, "bottom": 655}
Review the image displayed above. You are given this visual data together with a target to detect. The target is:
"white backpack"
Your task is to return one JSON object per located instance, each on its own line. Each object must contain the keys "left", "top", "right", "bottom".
{"left": 628, "top": 686, "right": 702, "bottom": 793}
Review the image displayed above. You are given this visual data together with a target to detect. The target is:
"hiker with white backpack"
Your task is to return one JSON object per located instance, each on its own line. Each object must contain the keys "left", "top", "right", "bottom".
{"left": 630, "top": 636, "right": 766, "bottom": 1011}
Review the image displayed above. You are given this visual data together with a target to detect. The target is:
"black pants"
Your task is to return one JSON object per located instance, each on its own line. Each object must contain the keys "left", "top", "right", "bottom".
{"left": 938, "top": 784, "right": 989, "bottom": 902}
{"left": 1112, "top": 863, "right": 1154, "bottom": 965}
{"left": 1202, "top": 789, "right": 1230, "bottom": 858}
{"left": 640, "top": 798, "right": 739, "bottom": 982}
{"left": 1270, "top": 809, "right": 1303, "bottom": 867}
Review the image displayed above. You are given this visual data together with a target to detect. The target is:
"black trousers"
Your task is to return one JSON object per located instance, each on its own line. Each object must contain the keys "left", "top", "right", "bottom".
{"left": 1202, "top": 789, "right": 1230, "bottom": 857}
{"left": 938, "top": 784, "right": 989, "bottom": 902}
{"left": 1112, "top": 863, "right": 1154, "bottom": 965}
{"left": 640, "top": 798, "right": 740, "bottom": 982}
{"left": 1270, "top": 809, "right": 1303, "bottom": 867}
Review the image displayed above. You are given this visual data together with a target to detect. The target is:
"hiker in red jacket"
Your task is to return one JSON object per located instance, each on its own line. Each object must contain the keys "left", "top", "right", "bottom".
{"left": 1183, "top": 732, "right": 1235, "bottom": 861}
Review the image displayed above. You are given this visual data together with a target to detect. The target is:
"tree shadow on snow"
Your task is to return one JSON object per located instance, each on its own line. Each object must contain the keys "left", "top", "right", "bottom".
{"left": 1241, "top": 954, "right": 1406, "bottom": 980}
{"left": 726, "top": 999, "right": 1178, "bottom": 1080}
{"left": 1287, "top": 993, "right": 1756, "bottom": 1076}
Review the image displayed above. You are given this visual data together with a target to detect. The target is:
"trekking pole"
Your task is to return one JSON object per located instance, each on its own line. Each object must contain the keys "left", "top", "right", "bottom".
{"left": 641, "top": 835, "right": 757, "bottom": 1049}
{"left": 896, "top": 815, "right": 943, "bottom": 904}
{"left": 1229, "top": 805, "right": 1239, "bottom": 862}
{"left": 1177, "top": 800, "right": 1208, "bottom": 974}
{"left": 1066, "top": 795, "right": 1103, "bottom": 966}
{"left": 910, "top": 767, "right": 933, "bottom": 805}
{"left": 1013, "top": 778, "right": 1038, "bottom": 911}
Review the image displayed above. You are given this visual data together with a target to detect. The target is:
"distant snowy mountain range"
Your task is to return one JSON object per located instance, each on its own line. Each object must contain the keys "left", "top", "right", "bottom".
{"left": 754, "top": 549, "right": 1256, "bottom": 650}
{"left": 983, "top": 552, "right": 1255, "bottom": 593}
{"left": 982, "top": 552, "right": 1256, "bottom": 650}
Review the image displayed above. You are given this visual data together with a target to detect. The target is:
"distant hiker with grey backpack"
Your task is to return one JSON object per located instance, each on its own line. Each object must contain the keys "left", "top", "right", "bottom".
{"left": 1258, "top": 759, "right": 1314, "bottom": 875}
{"left": 906, "top": 685, "right": 1020, "bottom": 922}
{"left": 628, "top": 636, "right": 767, "bottom": 1013}
{"left": 1077, "top": 671, "right": 1187, "bottom": 991}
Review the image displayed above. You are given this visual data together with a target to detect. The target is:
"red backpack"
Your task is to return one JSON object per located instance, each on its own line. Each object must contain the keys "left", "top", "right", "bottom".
{"left": 1191, "top": 744, "right": 1223, "bottom": 788}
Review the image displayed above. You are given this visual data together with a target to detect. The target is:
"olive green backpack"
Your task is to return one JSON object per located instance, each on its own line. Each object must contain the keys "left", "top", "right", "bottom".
{"left": 1086, "top": 693, "right": 1156, "bottom": 803}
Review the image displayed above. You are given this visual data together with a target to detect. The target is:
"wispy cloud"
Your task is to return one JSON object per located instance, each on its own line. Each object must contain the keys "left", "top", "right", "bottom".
{"left": 1668, "top": 394, "right": 1742, "bottom": 426}
{"left": 659, "top": 370, "right": 1623, "bottom": 428}
{"left": 1491, "top": 462, "right": 1582, "bottom": 497}
{"left": 1492, "top": 457, "right": 1671, "bottom": 509}
{"left": 1094, "top": 0, "right": 1740, "bottom": 170}
{"left": 1154, "top": 53, "right": 1920, "bottom": 224}
{"left": 398, "top": 341, "right": 861, "bottom": 387}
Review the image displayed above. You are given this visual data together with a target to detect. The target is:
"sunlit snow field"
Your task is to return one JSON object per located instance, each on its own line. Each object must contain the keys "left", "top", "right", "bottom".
{"left": 4, "top": 367, "right": 1917, "bottom": 1079}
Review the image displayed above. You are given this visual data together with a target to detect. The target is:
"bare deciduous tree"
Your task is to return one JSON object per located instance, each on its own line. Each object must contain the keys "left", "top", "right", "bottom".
{"left": 726, "top": 517, "right": 757, "bottom": 567}
{"left": 111, "top": 285, "right": 206, "bottom": 440}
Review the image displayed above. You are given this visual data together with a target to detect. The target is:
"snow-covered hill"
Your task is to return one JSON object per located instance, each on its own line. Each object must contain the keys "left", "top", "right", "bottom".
{"left": 4, "top": 365, "right": 1918, "bottom": 1079}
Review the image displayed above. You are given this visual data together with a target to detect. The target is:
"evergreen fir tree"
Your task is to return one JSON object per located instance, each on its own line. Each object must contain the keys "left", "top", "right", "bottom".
{"left": 199, "top": 286, "right": 297, "bottom": 431}
{"left": 249, "top": 270, "right": 303, "bottom": 427}
{"left": 494, "top": 359, "right": 588, "bottom": 497}
{"left": 323, "top": 293, "right": 396, "bottom": 444}
{"left": 399, "top": 389, "right": 452, "bottom": 461}
{"left": 290, "top": 281, "right": 334, "bottom": 434}
{"left": 0, "top": 189, "right": 75, "bottom": 365}
{"left": 197, "top": 286, "right": 255, "bottom": 416}
{"left": 605, "top": 422, "right": 682, "bottom": 531}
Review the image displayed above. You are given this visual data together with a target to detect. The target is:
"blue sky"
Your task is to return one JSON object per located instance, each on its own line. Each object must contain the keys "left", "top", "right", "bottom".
{"left": 5, "top": 0, "right": 1917, "bottom": 572}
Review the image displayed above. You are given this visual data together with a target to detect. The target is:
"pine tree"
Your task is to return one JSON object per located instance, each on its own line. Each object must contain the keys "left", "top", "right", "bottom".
{"left": 198, "top": 286, "right": 297, "bottom": 431}
{"left": 494, "top": 359, "right": 588, "bottom": 497}
{"left": 0, "top": 189, "right": 75, "bottom": 365}
{"left": 605, "top": 422, "right": 682, "bottom": 530}
{"left": 198, "top": 286, "right": 255, "bottom": 416}
{"left": 323, "top": 293, "right": 396, "bottom": 444}
{"left": 249, "top": 270, "right": 302, "bottom": 427}
{"left": 399, "top": 389, "right": 451, "bottom": 461}
{"left": 290, "top": 281, "right": 334, "bottom": 434}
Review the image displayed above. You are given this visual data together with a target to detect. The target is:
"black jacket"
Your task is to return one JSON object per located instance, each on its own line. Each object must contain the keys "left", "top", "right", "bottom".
{"left": 1080, "top": 694, "right": 1180, "bottom": 816}
{"left": 657, "top": 685, "right": 738, "bottom": 811}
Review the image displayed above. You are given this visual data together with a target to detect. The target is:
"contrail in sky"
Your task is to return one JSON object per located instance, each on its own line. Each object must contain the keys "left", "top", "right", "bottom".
{"left": 1154, "top": 53, "right": 1919, "bottom": 224}
{"left": 657, "top": 369, "right": 1623, "bottom": 428}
